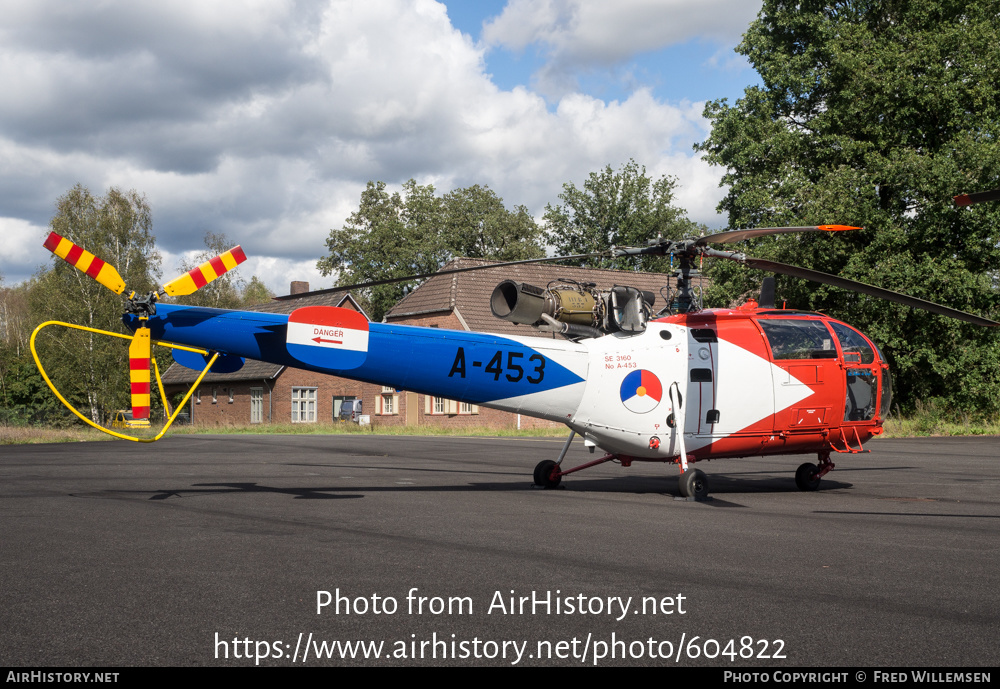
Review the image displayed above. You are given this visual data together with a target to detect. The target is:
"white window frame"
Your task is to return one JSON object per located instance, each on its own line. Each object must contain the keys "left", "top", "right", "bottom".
{"left": 426, "top": 396, "right": 458, "bottom": 415}
{"left": 250, "top": 387, "right": 264, "bottom": 424}
{"left": 378, "top": 393, "right": 399, "bottom": 415}
{"left": 291, "top": 387, "right": 318, "bottom": 423}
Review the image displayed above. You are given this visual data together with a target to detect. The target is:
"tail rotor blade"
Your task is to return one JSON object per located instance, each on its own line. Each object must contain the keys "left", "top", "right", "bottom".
{"left": 129, "top": 327, "right": 152, "bottom": 422}
{"left": 43, "top": 232, "right": 127, "bottom": 295}
{"left": 162, "top": 246, "right": 248, "bottom": 296}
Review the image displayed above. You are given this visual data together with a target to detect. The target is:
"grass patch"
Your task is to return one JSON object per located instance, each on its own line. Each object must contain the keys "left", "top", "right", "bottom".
{"left": 0, "top": 425, "right": 113, "bottom": 445}
{"left": 879, "top": 416, "right": 1000, "bottom": 438}
{"left": 168, "top": 422, "right": 571, "bottom": 438}
{"left": 0, "top": 421, "right": 571, "bottom": 444}
{"left": 877, "top": 398, "right": 1000, "bottom": 437}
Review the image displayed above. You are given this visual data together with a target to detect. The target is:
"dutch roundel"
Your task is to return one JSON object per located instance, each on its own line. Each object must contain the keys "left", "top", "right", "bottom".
{"left": 619, "top": 369, "right": 662, "bottom": 414}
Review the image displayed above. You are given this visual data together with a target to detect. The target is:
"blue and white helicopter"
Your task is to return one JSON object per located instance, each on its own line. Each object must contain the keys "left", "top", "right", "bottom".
{"left": 33, "top": 189, "right": 998, "bottom": 498}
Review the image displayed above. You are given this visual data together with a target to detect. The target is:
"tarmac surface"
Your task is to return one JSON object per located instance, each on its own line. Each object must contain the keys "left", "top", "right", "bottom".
{"left": 1, "top": 434, "right": 998, "bottom": 667}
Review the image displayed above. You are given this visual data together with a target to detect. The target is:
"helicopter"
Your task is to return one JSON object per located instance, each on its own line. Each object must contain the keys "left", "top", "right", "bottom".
{"left": 31, "top": 189, "right": 999, "bottom": 499}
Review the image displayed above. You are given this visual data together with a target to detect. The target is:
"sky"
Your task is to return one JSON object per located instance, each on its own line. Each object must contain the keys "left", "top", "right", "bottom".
{"left": 0, "top": 0, "right": 763, "bottom": 295}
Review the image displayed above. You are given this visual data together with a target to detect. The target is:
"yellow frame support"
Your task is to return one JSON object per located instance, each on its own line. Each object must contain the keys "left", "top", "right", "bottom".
{"left": 30, "top": 320, "right": 220, "bottom": 443}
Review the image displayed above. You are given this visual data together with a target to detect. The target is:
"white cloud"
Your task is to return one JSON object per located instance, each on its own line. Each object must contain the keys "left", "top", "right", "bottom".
{"left": 483, "top": 0, "right": 760, "bottom": 59}
{"left": 482, "top": 0, "right": 761, "bottom": 96}
{"left": 0, "top": 0, "right": 734, "bottom": 294}
{"left": 0, "top": 217, "right": 50, "bottom": 284}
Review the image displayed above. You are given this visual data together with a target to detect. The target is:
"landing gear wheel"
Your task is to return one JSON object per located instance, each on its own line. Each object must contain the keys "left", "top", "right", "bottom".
{"left": 679, "top": 468, "right": 708, "bottom": 499}
{"left": 533, "top": 460, "right": 562, "bottom": 489}
{"left": 795, "top": 462, "right": 821, "bottom": 491}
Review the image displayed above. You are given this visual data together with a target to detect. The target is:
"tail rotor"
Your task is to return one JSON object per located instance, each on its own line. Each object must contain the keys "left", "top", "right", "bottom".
{"left": 42, "top": 231, "right": 248, "bottom": 424}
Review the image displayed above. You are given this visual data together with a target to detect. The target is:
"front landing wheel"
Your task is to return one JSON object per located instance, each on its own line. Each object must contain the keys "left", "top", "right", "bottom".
{"left": 679, "top": 468, "right": 708, "bottom": 499}
{"left": 533, "top": 460, "right": 562, "bottom": 489}
{"left": 795, "top": 462, "right": 821, "bottom": 491}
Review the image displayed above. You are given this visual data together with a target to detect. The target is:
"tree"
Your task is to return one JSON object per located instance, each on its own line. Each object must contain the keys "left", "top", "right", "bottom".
{"left": 30, "top": 185, "right": 161, "bottom": 423}
{"left": 1, "top": 274, "right": 71, "bottom": 426}
{"left": 441, "top": 185, "right": 544, "bottom": 261}
{"left": 240, "top": 275, "right": 275, "bottom": 307}
{"left": 543, "top": 160, "right": 704, "bottom": 271}
{"left": 318, "top": 180, "right": 544, "bottom": 321}
{"left": 696, "top": 0, "right": 1000, "bottom": 414}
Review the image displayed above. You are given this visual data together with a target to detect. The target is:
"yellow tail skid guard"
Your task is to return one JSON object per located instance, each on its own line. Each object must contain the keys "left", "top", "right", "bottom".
{"left": 30, "top": 321, "right": 220, "bottom": 443}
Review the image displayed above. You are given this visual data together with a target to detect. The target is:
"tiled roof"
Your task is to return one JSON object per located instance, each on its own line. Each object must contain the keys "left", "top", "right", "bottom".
{"left": 385, "top": 258, "right": 680, "bottom": 335}
{"left": 248, "top": 292, "right": 368, "bottom": 317}
{"left": 159, "top": 357, "right": 283, "bottom": 385}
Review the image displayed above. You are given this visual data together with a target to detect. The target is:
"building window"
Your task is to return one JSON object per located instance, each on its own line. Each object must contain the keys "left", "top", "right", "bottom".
{"left": 250, "top": 388, "right": 263, "bottom": 423}
{"left": 459, "top": 401, "right": 478, "bottom": 415}
{"left": 212, "top": 388, "right": 218, "bottom": 404}
{"left": 291, "top": 387, "right": 317, "bottom": 422}
{"left": 228, "top": 388, "right": 234, "bottom": 404}
{"left": 195, "top": 389, "right": 201, "bottom": 404}
{"left": 426, "top": 396, "right": 458, "bottom": 415}
{"left": 379, "top": 393, "right": 397, "bottom": 415}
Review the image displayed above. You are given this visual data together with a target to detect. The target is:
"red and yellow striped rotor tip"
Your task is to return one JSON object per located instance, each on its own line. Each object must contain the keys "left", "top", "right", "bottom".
{"left": 43, "top": 232, "right": 126, "bottom": 295}
{"left": 162, "top": 246, "right": 248, "bottom": 297}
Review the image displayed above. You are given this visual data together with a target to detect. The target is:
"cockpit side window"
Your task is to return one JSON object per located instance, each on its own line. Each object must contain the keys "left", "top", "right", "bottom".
{"left": 829, "top": 321, "right": 875, "bottom": 364}
{"left": 758, "top": 319, "right": 837, "bottom": 359}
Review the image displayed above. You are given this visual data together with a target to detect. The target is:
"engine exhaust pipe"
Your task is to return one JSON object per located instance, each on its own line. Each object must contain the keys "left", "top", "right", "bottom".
{"left": 490, "top": 280, "right": 548, "bottom": 325}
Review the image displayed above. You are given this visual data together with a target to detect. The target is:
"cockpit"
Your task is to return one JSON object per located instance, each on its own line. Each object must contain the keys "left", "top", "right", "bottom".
{"left": 757, "top": 317, "right": 891, "bottom": 424}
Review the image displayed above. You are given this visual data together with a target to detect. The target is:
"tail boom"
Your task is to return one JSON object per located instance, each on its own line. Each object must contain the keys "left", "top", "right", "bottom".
{"left": 135, "top": 304, "right": 589, "bottom": 423}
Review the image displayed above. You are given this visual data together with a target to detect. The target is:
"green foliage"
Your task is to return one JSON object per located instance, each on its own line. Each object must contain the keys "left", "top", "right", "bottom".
{"left": 441, "top": 185, "right": 543, "bottom": 261}
{"left": 696, "top": 0, "right": 1000, "bottom": 413}
{"left": 29, "top": 185, "right": 162, "bottom": 423}
{"left": 240, "top": 275, "right": 274, "bottom": 307}
{"left": 318, "top": 180, "right": 545, "bottom": 320}
{"left": 0, "top": 349, "right": 75, "bottom": 426}
{"left": 543, "top": 159, "right": 704, "bottom": 271}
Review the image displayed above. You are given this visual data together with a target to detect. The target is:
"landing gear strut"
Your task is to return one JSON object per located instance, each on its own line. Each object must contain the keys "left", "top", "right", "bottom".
{"left": 795, "top": 451, "right": 835, "bottom": 491}
{"left": 679, "top": 468, "right": 708, "bottom": 499}
{"left": 533, "top": 430, "right": 625, "bottom": 488}
{"left": 533, "top": 460, "right": 562, "bottom": 489}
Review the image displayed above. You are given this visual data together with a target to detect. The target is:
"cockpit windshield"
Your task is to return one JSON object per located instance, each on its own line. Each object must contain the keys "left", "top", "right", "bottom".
{"left": 828, "top": 321, "right": 875, "bottom": 364}
{"left": 758, "top": 319, "right": 836, "bottom": 359}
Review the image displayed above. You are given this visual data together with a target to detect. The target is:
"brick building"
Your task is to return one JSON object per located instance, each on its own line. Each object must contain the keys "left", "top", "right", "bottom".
{"left": 161, "top": 259, "right": 676, "bottom": 429}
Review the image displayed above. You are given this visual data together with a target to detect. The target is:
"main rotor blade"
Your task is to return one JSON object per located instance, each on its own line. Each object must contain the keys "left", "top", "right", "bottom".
{"left": 162, "top": 246, "right": 248, "bottom": 296}
{"left": 696, "top": 225, "right": 861, "bottom": 246}
{"left": 710, "top": 250, "right": 999, "bottom": 326}
{"left": 43, "top": 232, "right": 127, "bottom": 295}
{"left": 273, "top": 252, "right": 607, "bottom": 301}
{"left": 954, "top": 188, "right": 1000, "bottom": 206}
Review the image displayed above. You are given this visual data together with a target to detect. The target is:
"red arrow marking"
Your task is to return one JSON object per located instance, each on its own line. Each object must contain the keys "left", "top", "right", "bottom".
{"left": 312, "top": 337, "right": 343, "bottom": 345}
